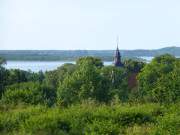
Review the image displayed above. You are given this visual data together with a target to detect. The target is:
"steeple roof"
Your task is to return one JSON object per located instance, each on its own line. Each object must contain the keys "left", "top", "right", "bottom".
{"left": 114, "top": 42, "right": 123, "bottom": 67}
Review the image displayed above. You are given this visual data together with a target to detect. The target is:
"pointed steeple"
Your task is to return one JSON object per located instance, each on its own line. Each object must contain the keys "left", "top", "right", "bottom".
{"left": 114, "top": 37, "right": 123, "bottom": 67}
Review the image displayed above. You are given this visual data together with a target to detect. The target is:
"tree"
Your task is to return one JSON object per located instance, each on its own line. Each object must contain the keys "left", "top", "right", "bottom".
{"left": 38, "top": 70, "right": 45, "bottom": 83}
{"left": 8, "top": 69, "right": 28, "bottom": 84}
{"left": 124, "top": 59, "right": 145, "bottom": 73}
{"left": 0, "top": 57, "right": 8, "bottom": 97}
{"left": 0, "top": 57, "right": 6, "bottom": 66}
{"left": 76, "top": 56, "right": 103, "bottom": 68}
{"left": 100, "top": 66, "right": 129, "bottom": 102}
{"left": 138, "top": 54, "right": 180, "bottom": 103}
{"left": 45, "top": 63, "right": 76, "bottom": 89}
{"left": 0, "top": 67, "right": 9, "bottom": 97}
{"left": 25, "top": 70, "right": 44, "bottom": 82}
{"left": 57, "top": 58, "right": 108, "bottom": 106}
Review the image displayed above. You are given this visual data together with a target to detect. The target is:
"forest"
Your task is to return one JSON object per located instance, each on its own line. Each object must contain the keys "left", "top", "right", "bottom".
{"left": 0, "top": 54, "right": 180, "bottom": 135}
{"left": 0, "top": 46, "right": 180, "bottom": 61}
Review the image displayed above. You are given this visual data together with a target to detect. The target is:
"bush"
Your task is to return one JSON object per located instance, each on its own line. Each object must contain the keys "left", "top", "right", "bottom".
{"left": 1, "top": 82, "right": 56, "bottom": 106}
{"left": 0, "top": 103, "right": 175, "bottom": 135}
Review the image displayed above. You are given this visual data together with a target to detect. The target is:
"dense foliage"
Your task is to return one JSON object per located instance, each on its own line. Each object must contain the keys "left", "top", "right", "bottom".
{"left": 138, "top": 54, "right": 180, "bottom": 103}
{"left": 1, "top": 82, "right": 56, "bottom": 106}
{"left": 0, "top": 54, "right": 179, "bottom": 134}
{"left": 0, "top": 103, "right": 179, "bottom": 135}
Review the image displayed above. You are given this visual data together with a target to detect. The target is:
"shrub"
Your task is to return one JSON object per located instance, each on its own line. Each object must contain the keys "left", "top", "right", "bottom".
{"left": 1, "top": 82, "right": 56, "bottom": 106}
{"left": 0, "top": 102, "right": 179, "bottom": 135}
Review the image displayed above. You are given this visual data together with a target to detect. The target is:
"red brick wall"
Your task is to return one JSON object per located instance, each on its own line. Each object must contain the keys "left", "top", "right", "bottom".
{"left": 128, "top": 73, "right": 138, "bottom": 88}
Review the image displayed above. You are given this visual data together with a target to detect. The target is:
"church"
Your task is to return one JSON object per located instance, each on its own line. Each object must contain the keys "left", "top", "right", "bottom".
{"left": 113, "top": 45, "right": 137, "bottom": 88}
{"left": 114, "top": 46, "right": 124, "bottom": 67}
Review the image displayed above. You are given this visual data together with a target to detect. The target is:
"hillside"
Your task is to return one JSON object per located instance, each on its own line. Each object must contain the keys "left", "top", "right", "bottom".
{"left": 0, "top": 46, "right": 180, "bottom": 61}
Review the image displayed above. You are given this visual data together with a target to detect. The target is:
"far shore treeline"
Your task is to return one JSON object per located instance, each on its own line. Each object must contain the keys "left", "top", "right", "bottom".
{"left": 0, "top": 54, "right": 180, "bottom": 135}
{"left": 0, "top": 46, "right": 180, "bottom": 61}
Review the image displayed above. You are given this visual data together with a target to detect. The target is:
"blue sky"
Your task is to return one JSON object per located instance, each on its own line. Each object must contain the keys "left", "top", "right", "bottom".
{"left": 1, "top": 0, "right": 180, "bottom": 50}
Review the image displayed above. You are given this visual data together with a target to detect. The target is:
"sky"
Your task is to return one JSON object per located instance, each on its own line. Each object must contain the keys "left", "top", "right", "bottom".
{"left": 0, "top": 0, "right": 180, "bottom": 50}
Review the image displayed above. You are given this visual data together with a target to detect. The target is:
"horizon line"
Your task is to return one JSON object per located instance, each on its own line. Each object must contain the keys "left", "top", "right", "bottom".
{"left": 0, "top": 46, "right": 179, "bottom": 51}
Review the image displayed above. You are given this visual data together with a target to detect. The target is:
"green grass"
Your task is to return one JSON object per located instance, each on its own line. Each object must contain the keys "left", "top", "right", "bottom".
{"left": 0, "top": 102, "right": 179, "bottom": 135}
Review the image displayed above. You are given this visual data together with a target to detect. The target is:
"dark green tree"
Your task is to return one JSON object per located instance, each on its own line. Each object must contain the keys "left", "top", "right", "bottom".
{"left": 8, "top": 69, "right": 28, "bottom": 84}
{"left": 0, "top": 57, "right": 6, "bottom": 65}
{"left": 0, "top": 67, "right": 9, "bottom": 97}
{"left": 124, "top": 59, "right": 145, "bottom": 73}
{"left": 0, "top": 57, "right": 8, "bottom": 97}
{"left": 101, "top": 66, "right": 129, "bottom": 102}
{"left": 38, "top": 70, "right": 45, "bottom": 83}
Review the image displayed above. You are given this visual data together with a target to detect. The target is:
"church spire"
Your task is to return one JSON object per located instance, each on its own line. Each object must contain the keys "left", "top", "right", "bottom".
{"left": 114, "top": 37, "right": 123, "bottom": 67}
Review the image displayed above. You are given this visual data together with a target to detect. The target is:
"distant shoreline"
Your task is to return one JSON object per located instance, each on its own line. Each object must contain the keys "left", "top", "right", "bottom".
{"left": 0, "top": 47, "right": 180, "bottom": 61}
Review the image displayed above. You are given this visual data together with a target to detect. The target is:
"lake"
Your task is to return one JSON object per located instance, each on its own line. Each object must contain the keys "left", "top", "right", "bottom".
{"left": 3, "top": 56, "right": 164, "bottom": 72}
{"left": 4, "top": 61, "right": 113, "bottom": 72}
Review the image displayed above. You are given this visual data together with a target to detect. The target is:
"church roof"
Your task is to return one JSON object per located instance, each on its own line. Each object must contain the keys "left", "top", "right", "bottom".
{"left": 114, "top": 46, "right": 123, "bottom": 67}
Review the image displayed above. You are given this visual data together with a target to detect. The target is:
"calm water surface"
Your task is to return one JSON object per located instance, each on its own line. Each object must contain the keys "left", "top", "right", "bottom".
{"left": 6, "top": 56, "right": 178, "bottom": 72}
{"left": 4, "top": 56, "right": 180, "bottom": 72}
{"left": 5, "top": 61, "right": 113, "bottom": 72}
